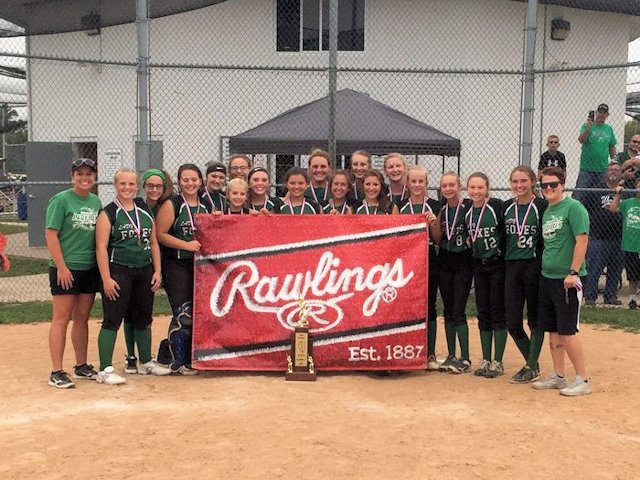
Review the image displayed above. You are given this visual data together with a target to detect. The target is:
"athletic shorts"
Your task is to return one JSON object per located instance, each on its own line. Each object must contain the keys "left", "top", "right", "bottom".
{"left": 49, "top": 266, "right": 100, "bottom": 296}
{"left": 625, "top": 251, "right": 640, "bottom": 282}
{"left": 539, "top": 275, "right": 582, "bottom": 335}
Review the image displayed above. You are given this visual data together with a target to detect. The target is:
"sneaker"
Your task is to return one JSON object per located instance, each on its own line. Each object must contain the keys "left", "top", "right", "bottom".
{"left": 509, "top": 365, "right": 540, "bottom": 384}
{"left": 473, "top": 359, "right": 491, "bottom": 377}
{"left": 138, "top": 359, "right": 172, "bottom": 376}
{"left": 532, "top": 372, "right": 567, "bottom": 390}
{"left": 427, "top": 355, "right": 440, "bottom": 371}
{"left": 629, "top": 299, "right": 638, "bottom": 310}
{"left": 124, "top": 356, "right": 138, "bottom": 374}
{"left": 172, "top": 364, "right": 199, "bottom": 376}
{"left": 48, "top": 370, "right": 75, "bottom": 389}
{"left": 485, "top": 360, "right": 504, "bottom": 378}
{"left": 438, "top": 356, "right": 457, "bottom": 372}
{"left": 559, "top": 375, "right": 592, "bottom": 396}
{"left": 604, "top": 299, "right": 622, "bottom": 306}
{"left": 73, "top": 363, "right": 98, "bottom": 380}
{"left": 450, "top": 358, "right": 471, "bottom": 374}
{"left": 96, "top": 366, "right": 127, "bottom": 385}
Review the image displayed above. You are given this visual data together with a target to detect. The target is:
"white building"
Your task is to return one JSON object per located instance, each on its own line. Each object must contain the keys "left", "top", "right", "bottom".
{"left": 25, "top": 0, "right": 640, "bottom": 192}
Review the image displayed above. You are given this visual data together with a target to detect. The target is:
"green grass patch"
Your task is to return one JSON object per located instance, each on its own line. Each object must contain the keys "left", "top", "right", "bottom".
{"left": 580, "top": 305, "right": 640, "bottom": 333}
{"left": 0, "top": 294, "right": 173, "bottom": 324}
{"left": 3, "top": 255, "right": 49, "bottom": 277}
{"left": 0, "top": 222, "right": 29, "bottom": 234}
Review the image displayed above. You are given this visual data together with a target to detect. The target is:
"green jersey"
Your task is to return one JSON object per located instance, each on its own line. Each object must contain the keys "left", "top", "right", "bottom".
{"left": 439, "top": 199, "right": 471, "bottom": 253}
{"left": 502, "top": 197, "right": 547, "bottom": 260}
{"left": 201, "top": 189, "right": 227, "bottom": 212}
{"left": 541, "top": 197, "right": 589, "bottom": 279}
{"left": 465, "top": 198, "right": 503, "bottom": 260}
{"left": 103, "top": 198, "right": 154, "bottom": 268}
{"left": 398, "top": 197, "right": 440, "bottom": 247}
{"left": 162, "top": 194, "right": 212, "bottom": 260}
{"left": 251, "top": 196, "right": 283, "bottom": 213}
{"left": 279, "top": 199, "right": 321, "bottom": 214}
{"left": 619, "top": 197, "right": 640, "bottom": 253}
{"left": 304, "top": 184, "right": 330, "bottom": 207}
{"left": 579, "top": 122, "right": 616, "bottom": 172}
{"left": 45, "top": 189, "right": 102, "bottom": 270}
{"left": 354, "top": 201, "right": 391, "bottom": 215}
{"left": 323, "top": 200, "right": 350, "bottom": 215}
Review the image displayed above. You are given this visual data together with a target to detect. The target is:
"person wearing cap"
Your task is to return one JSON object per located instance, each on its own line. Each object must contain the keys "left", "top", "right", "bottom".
{"left": 141, "top": 168, "right": 174, "bottom": 217}
{"left": 45, "top": 158, "right": 102, "bottom": 388}
{"left": 203, "top": 162, "right": 228, "bottom": 211}
{"left": 576, "top": 103, "right": 617, "bottom": 202}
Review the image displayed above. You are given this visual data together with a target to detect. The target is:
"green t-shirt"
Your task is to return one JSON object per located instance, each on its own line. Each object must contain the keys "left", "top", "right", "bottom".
{"left": 579, "top": 122, "right": 616, "bottom": 172}
{"left": 465, "top": 198, "right": 503, "bottom": 260}
{"left": 503, "top": 197, "right": 546, "bottom": 260}
{"left": 438, "top": 199, "right": 471, "bottom": 253}
{"left": 104, "top": 198, "right": 154, "bottom": 268}
{"left": 619, "top": 197, "right": 640, "bottom": 253}
{"left": 46, "top": 189, "right": 102, "bottom": 270}
{"left": 541, "top": 197, "right": 589, "bottom": 279}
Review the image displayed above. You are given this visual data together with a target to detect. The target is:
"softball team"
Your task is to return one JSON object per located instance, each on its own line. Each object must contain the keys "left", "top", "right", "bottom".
{"left": 95, "top": 169, "right": 169, "bottom": 385}
{"left": 465, "top": 173, "right": 507, "bottom": 378}
{"left": 43, "top": 152, "right": 593, "bottom": 397}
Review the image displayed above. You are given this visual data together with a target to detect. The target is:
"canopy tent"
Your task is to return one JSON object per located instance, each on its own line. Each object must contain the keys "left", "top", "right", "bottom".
{"left": 229, "top": 89, "right": 461, "bottom": 159}
{"left": 1, "top": 0, "right": 640, "bottom": 36}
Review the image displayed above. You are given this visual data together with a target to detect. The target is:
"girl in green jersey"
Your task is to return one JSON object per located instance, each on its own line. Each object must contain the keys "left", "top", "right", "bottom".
{"left": 324, "top": 170, "right": 355, "bottom": 215}
{"left": 305, "top": 149, "right": 332, "bottom": 208}
{"left": 354, "top": 170, "right": 392, "bottom": 215}
{"left": 383, "top": 153, "right": 409, "bottom": 208}
{"left": 95, "top": 169, "right": 169, "bottom": 385}
{"left": 350, "top": 150, "right": 371, "bottom": 201}
{"left": 280, "top": 167, "right": 321, "bottom": 214}
{"left": 142, "top": 168, "right": 173, "bottom": 217}
{"left": 248, "top": 167, "right": 283, "bottom": 214}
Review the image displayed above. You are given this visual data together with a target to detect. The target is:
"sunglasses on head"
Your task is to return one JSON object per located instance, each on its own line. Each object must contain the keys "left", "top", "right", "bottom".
{"left": 540, "top": 181, "right": 560, "bottom": 190}
{"left": 72, "top": 158, "right": 96, "bottom": 169}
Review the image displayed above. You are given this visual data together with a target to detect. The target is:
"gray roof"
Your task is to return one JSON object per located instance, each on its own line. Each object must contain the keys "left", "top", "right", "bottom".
{"left": 229, "top": 89, "right": 461, "bottom": 157}
{"left": 1, "top": 1, "right": 640, "bottom": 36}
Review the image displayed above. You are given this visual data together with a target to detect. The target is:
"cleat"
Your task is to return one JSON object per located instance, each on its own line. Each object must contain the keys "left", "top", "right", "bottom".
{"left": 427, "top": 355, "right": 440, "bottom": 371}
{"left": 73, "top": 363, "right": 98, "bottom": 380}
{"left": 172, "top": 364, "right": 199, "bottom": 376}
{"left": 474, "top": 359, "right": 491, "bottom": 377}
{"left": 485, "top": 360, "right": 504, "bottom": 378}
{"left": 450, "top": 358, "right": 471, "bottom": 374}
{"left": 438, "top": 356, "right": 457, "bottom": 372}
{"left": 48, "top": 370, "right": 75, "bottom": 389}
{"left": 509, "top": 365, "right": 540, "bottom": 384}
{"left": 124, "top": 356, "right": 138, "bottom": 374}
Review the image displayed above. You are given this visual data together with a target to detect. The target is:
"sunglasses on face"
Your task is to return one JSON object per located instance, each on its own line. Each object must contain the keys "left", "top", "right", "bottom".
{"left": 540, "top": 181, "right": 561, "bottom": 190}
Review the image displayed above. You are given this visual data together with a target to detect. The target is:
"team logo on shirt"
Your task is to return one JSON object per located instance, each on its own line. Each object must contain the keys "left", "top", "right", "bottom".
{"left": 71, "top": 207, "right": 98, "bottom": 231}
{"left": 542, "top": 215, "right": 564, "bottom": 239}
{"left": 627, "top": 207, "right": 640, "bottom": 230}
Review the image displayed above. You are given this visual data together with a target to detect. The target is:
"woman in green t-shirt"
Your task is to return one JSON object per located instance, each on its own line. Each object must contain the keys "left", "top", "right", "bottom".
{"left": 45, "top": 158, "right": 102, "bottom": 389}
{"left": 95, "top": 169, "right": 169, "bottom": 385}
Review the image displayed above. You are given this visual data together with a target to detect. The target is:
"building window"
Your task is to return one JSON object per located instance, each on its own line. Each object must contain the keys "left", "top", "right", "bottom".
{"left": 277, "top": 0, "right": 365, "bottom": 52}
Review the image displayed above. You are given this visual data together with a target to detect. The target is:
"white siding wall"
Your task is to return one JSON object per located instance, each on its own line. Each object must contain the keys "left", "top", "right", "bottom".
{"left": 28, "top": 0, "right": 631, "bottom": 193}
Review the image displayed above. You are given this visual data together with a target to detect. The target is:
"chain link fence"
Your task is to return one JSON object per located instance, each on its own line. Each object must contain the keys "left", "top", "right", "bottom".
{"left": 0, "top": 0, "right": 639, "bottom": 306}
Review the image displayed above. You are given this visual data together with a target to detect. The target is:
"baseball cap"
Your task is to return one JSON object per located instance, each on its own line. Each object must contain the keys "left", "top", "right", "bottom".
{"left": 71, "top": 158, "right": 97, "bottom": 172}
{"left": 597, "top": 103, "right": 609, "bottom": 113}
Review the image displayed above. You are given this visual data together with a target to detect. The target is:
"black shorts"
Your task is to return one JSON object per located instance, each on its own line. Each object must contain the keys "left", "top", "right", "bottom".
{"left": 49, "top": 266, "right": 100, "bottom": 296}
{"left": 539, "top": 275, "right": 582, "bottom": 335}
{"left": 625, "top": 251, "right": 640, "bottom": 282}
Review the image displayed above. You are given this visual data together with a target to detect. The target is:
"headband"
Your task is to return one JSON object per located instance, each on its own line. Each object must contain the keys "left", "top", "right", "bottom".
{"left": 142, "top": 169, "right": 166, "bottom": 185}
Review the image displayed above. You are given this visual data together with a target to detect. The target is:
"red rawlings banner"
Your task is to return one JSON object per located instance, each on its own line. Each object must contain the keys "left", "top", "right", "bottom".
{"left": 192, "top": 215, "right": 428, "bottom": 371}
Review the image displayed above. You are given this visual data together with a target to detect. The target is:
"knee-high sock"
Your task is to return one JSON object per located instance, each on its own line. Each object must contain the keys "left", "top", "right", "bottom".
{"left": 527, "top": 330, "right": 545, "bottom": 369}
{"left": 493, "top": 328, "right": 508, "bottom": 363}
{"left": 98, "top": 328, "right": 117, "bottom": 372}
{"left": 456, "top": 323, "right": 470, "bottom": 361}
{"left": 135, "top": 327, "right": 152, "bottom": 364}
{"left": 480, "top": 330, "right": 493, "bottom": 362}
{"left": 123, "top": 323, "right": 136, "bottom": 358}
{"left": 427, "top": 319, "right": 437, "bottom": 356}
{"left": 445, "top": 322, "right": 456, "bottom": 357}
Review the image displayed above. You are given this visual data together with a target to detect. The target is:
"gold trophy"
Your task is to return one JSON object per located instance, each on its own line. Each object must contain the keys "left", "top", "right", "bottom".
{"left": 285, "top": 297, "right": 317, "bottom": 381}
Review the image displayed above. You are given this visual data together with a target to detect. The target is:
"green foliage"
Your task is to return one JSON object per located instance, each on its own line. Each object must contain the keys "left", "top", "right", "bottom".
{"left": 624, "top": 118, "right": 640, "bottom": 146}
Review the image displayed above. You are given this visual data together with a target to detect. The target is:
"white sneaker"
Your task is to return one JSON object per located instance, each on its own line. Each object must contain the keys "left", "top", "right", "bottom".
{"left": 427, "top": 355, "right": 440, "bottom": 371}
{"left": 532, "top": 372, "right": 567, "bottom": 390}
{"left": 138, "top": 359, "right": 171, "bottom": 376}
{"left": 559, "top": 375, "right": 592, "bottom": 396}
{"left": 173, "top": 364, "right": 199, "bottom": 376}
{"left": 96, "top": 366, "right": 127, "bottom": 385}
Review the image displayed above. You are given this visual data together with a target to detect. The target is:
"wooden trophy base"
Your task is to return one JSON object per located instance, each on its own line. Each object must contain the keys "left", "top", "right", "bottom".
{"left": 285, "top": 371, "right": 317, "bottom": 381}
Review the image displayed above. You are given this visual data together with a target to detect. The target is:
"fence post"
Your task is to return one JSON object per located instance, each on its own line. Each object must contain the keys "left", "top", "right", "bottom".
{"left": 136, "top": 0, "right": 151, "bottom": 177}
{"left": 328, "top": 0, "right": 338, "bottom": 163}
{"left": 521, "top": 0, "right": 538, "bottom": 167}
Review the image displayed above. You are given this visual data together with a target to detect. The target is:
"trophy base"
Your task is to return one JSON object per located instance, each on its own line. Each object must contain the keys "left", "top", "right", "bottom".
{"left": 285, "top": 371, "right": 317, "bottom": 382}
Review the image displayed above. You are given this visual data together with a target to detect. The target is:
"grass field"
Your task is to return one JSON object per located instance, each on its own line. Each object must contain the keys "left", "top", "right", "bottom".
{"left": 2, "top": 255, "right": 48, "bottom": 277}
{"left": 0, "top": 222, "right": 28, "bottom": 235}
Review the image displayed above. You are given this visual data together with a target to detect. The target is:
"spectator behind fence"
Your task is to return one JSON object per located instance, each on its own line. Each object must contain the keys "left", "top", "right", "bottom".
{"left": 583, "top": 163, "right": 623, "bottom": 306}
{"left": 575, "top": 103, "right": 617, "bottom": 202}
{"left": 537, "top": 135, "right": 566, "bottom": 179}
{"left": 611, "top": 177, "right": 640, "bottom": 310}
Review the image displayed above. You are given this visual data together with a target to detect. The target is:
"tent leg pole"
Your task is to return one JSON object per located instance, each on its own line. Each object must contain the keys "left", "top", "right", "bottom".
{"left": 327, "top": 0, "right": 338, "bottom": 163}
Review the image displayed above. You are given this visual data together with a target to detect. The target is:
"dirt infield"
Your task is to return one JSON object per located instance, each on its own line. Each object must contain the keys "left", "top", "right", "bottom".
{"left": 2, "top": 318, "right": 639, "bottom": 480}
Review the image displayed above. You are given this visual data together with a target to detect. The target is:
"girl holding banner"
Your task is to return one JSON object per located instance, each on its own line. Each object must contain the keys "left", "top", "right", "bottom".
{"left": 396, "top": 166, "right": 442, "bottom": 370}
{"left": 279, "top": 167, "right": 322, "bottom": 214}
{"left": 156, "top": 164, "right": 212, "bottom": 374}
{"left": 503, "top": 166, "right": 547, "bottom": 384}
{"left": 465, "top": 173, "right": 507, "bottom": 379}
{"left": 95, "top": 169, "right": 168, "bottom": 385}
{"left": 437, "top": 172, "right": 473, "bottom": 374}
{"left": 354, "top": 170, "right": 392, "bottom": 215}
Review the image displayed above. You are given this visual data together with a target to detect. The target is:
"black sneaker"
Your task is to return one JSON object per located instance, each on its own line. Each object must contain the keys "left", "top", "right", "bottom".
{"left": 629, "top": 300, "right": 638, "bottom": 310}
{"left": 73, "top": 363, "right": 98, "bottom": 380}
{"left": 438, "top": 356, "right": 457, "bottom": 372}
{"left": 49, "top": 370, "right": 76, "bottom": 389}
{"left": 509, "top": 365, "right": 540, "bottom": 384}
{"left": 450, "top": 358, "right": 471, "bottom": 374}
{"left": 124, "top": 356, "right": 138, "bottom": 374}
{"left": 473, "top": 360, "right": 491, "bottom": 377}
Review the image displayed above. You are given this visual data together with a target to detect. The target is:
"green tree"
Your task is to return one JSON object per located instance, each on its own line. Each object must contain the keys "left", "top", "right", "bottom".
{"left": 624, "top": 118, "right": 640, "bottom": 146}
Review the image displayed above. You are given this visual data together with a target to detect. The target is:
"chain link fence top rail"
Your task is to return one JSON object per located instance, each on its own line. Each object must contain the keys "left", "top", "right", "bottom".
{"left": 1, "top": 0, "right": 640, "bottom": 304}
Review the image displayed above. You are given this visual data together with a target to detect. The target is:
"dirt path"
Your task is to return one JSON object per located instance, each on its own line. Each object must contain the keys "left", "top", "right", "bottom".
{"left": 2, "top": 318, "right": 639, "bottom": 479}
